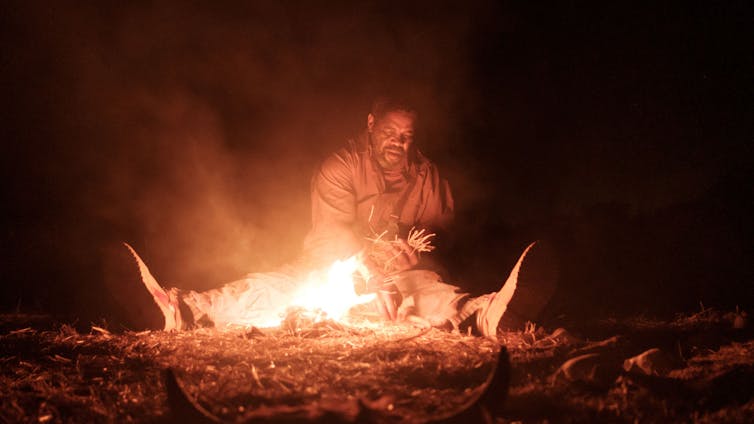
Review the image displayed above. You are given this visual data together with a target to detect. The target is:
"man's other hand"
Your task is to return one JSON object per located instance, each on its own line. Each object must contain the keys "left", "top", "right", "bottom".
{"left": 361, "top": 267, "right": 401, "bottom": 321}
{"left": 376, "top": 282, "right": 401, "bottom": 321}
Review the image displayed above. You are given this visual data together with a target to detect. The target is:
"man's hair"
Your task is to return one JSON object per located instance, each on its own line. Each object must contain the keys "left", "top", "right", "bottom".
{"left": 370, "top": 96, "right": 418, "bottom": 122}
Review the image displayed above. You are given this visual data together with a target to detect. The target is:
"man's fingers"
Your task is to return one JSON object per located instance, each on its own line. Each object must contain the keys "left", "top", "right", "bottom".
{"left": 377, "top": 289, "right": 399, "bottom": 321}
{"left": 375, "top": 295, "right": 391, "bottom": 320}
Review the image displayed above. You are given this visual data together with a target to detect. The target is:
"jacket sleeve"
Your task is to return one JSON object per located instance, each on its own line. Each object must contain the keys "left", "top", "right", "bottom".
{"left": 302, "top": 149, "right": 363, "bottom": 267}
{"left": 429, "top": 176, "right": 455, "bottom": 233}
{"left": 414, "top": 163, "right": 454, "bottom": 235}
{"left": 411, "top": 168, "right": 455, "bottom": 278}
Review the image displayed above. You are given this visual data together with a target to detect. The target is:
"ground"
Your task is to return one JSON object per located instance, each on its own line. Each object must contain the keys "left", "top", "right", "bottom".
{"left": 1, "top": 309, "right": 752, "bottom": 423}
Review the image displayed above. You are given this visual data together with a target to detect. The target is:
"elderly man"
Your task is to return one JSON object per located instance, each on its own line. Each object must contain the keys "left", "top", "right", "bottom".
{"left": 130, "top": 97, "right": 556, "bottom": 335}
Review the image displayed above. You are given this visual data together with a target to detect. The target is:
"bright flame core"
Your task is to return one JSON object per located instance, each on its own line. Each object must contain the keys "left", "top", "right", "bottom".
{"left": 289, "top": 256, "right": 376, "bottom": 321}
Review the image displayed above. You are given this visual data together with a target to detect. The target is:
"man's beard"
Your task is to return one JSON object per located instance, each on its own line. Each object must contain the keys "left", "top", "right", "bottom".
{"left": 377, "top": 147, "right": 407, "bottom": 170}
{"left": 370, "top": 133, "right": 408, "bottom": 170}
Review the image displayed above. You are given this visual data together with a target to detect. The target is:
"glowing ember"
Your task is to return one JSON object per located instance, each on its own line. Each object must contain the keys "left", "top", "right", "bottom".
{"left": 289, "top": 256, "right": 376, "bottom": 321}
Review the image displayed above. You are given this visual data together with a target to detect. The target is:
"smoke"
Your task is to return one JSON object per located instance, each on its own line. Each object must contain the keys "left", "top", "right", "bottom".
{"left": 4, "top": 1, "right": 750, "bottom": 320}
{"left": 1, "top": 1, "right": 485, "bottom": 310}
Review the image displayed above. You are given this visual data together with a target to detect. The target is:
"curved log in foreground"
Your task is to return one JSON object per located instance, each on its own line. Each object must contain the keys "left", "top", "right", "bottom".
{"left": 165, "top": 347, "right": 510, "bottom": 423}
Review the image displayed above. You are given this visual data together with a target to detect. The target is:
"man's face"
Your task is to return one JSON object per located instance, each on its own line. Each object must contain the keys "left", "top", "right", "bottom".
{"left": 368, "top": 110, "right": 416, "bottom": 170}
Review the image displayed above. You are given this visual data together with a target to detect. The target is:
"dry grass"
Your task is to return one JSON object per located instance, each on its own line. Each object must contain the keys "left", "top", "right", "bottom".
{"left": 1, "top": 309, "right": 753, "bottom": 423}
{"left": 363, "top": 228, "right": 435, "bottom": 276}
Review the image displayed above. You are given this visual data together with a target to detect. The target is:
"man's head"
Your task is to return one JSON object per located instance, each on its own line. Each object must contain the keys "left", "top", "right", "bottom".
{"left": 367, "top": 97, "right": 418, "bottom": 170}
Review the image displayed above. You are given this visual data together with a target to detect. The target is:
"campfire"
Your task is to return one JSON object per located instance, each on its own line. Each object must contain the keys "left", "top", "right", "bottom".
{"left": 222, "top": 227, "right": 437, "bottom": 331}
{"left": 288, "top": 256, "right": 375, "bottom": 324}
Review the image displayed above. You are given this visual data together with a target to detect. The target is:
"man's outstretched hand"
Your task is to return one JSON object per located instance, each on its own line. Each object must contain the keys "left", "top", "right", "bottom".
{"left": 359, "top": 264, "right": 401, "bottom": 321}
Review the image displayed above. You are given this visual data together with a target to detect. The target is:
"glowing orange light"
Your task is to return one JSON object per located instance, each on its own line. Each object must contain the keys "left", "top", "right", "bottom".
{"left": 289, "top": 256, "right": 375, "bottom": 321}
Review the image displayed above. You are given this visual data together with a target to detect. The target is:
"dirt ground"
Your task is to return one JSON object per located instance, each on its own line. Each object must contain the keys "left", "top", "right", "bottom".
{"left": 1, "top": 309, "right": 753, "bottom": 423}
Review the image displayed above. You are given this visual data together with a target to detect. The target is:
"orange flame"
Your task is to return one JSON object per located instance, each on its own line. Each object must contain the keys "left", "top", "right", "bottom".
{"left": 289, "top": 256, "right": 376, "bottom": 321}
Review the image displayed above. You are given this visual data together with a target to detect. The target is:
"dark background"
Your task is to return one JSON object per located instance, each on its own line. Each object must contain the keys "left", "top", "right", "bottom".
{"left": 1, "top": 1, "right": 751, "bottom": 328}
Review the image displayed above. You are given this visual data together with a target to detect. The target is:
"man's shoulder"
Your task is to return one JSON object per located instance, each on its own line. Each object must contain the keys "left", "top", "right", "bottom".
{"left": 316, "top": 135, "right": 365, "bottom": 178}
{"left": 413, "top": 149, "right": 441, "bottom": 176}
{"left": 322, "top": 134, "right": 368, "bottom": 165}
{"left": 343, "top": 131, "right": 369, "bottom": 155}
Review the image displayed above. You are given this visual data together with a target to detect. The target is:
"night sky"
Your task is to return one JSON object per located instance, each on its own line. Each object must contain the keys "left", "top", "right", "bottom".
{"left": 1, "top": 1, "right": 751, "bottom": 327}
